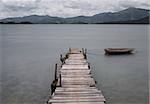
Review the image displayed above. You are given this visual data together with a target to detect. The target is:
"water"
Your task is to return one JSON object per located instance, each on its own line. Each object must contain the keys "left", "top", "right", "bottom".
{"left": 1, "top": 24, "right": 149, "bottom": 104}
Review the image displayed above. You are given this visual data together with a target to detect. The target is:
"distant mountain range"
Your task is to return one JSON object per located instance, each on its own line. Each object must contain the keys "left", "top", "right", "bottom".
{"left": 0, "top": 7, "right": 149, "bottom": 24}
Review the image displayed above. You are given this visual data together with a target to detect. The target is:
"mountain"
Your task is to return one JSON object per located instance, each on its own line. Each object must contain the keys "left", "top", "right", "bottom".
{"left": 103, "top": 16, "right": 149, "bottom": 24}
{"left": 0, "top": 7, "right": 149, "bottom": 24}
{"left": 132, "top": 16, "right": 149, "bottom": 23}
{"left": 0, "top": 15, "right": 64, "bottom": 24}
{"left": 91, "top": 7, "right": 149, "bottom": 23}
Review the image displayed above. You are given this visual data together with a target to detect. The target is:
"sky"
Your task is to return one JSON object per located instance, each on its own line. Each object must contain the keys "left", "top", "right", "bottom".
{"left": 0, "top": 0, "right": 150, "bottom": 19}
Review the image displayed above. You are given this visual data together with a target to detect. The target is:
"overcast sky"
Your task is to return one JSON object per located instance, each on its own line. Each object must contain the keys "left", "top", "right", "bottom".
{"left": 0, "top": 0, "right": 150, "bottom": 19}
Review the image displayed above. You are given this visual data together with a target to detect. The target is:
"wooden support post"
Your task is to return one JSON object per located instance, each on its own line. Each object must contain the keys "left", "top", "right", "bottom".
{"left": 59, "top": 74, "right": 62, "bottom": 87}
{"left": 65, "top": 53, "right": 68, "bottom": 59}
{"left": 55, "top": 63, "right": 57, "bottom": 80}
{"left": 84, "top": 54, "right": 87, "bottom": 59}
{"left": 82, "top": 48, "right": 84, "bottom": 54}
{"left": 69, "top": 48, "right": 71, "bottom": 53}
{"left": 60, "top": 54, "right": 62, "bottom": 61}
{"left": 88, "top": 62, "right": 90, "bottom": 69}
{"left": 84, "top": 48, "right": 87, "bottom": 59}
{"left": 60, "top": 54, "right": 64, "bottom": 63}
{"left": 85, "top": 48, "right": 87, "bottom": 55}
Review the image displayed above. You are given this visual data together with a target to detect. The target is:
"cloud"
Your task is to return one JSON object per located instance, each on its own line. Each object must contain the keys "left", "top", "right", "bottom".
{"left": 119, "top": 0, "right": 150, "bottom": 9}
{"left": 0, "top": 0, "right": 39, "bottom": 18}
{"left": 0, "top": 0, "right": 150, "bottom": 19}
{"left": 3, "top": 4, "right": 36, "bottom": 12}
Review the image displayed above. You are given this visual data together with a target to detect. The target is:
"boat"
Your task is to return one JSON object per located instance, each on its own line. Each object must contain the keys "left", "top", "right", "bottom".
{"left": 104, "top": 48, "right": 134, "bottom": 55}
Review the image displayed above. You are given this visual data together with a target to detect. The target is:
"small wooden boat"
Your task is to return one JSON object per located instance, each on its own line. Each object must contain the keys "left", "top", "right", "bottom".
{"left": 104, "top": 48, "right": 134, "bottom": 55}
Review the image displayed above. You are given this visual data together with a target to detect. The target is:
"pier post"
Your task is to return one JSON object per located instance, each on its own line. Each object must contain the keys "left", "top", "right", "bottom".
{"left": 65, "top": 53, "right": 68, "bottom": 59}
{"left": 69, "top": 48, "right": 71, "bottom": 53}
{"left": 59, "top": 74, "right": 62, "bottom": 87}
{"left": 85, "top": 48, "right": 87, "bottom": 55}
{"left": 55, "top": 63, "right": 57, "bottom": 80}
{"left": 84, "top": 48, "right": 87, "bottom": 59}
{"left": 82, "top": 48, "right": 84, "bottom": 54}
{"left": 88, "top": 62, "right": 90, "bottom": 69}
{"left": 60, "top": 54, "right": 63, "bottom": 62}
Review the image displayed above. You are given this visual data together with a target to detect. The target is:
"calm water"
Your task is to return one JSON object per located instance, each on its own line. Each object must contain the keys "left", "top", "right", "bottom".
{"left": 1, "top": 24, "right": 149, "bottom": 104}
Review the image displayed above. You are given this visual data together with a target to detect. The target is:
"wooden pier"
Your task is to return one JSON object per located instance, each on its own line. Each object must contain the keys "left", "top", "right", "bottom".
{"left": 48, "top": 48, "right": 106, "bottom": 104}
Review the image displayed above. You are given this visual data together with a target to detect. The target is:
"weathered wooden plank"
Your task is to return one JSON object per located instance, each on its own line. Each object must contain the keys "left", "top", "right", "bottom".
{"left": 62, "top": 65, "right": 89, "bottom": 70}
{"left": 52, "top": 95, "right": 104, "bottom": 99}
{"left": 61, "top": 85, "right": 95, "bottom": 88}
{"left": 55, "top": 87, "right": 98, "bottom": 91}
{"left": 51, "top": 97, "right": 105, "bottom": 102}
{"left": 51, "top": 98, "right": 105, "bottom": 102}
{"left": 61, "top": 69, "right": 89, "bottom": 71}
{"left": 68, "top": 58, "right": 85, "bottom": 60}
{"left": 61, "top": 72, "right": 91, "bottom": 75}
{"left": 68, "top": 57, "right": 84, "bottom": 60}
{"left": 62, "top": 80, "right": 95, "bottom": 83}
{"left": 69, "top": 48, "right": 83, "bottom": 54}
{"left": 52, "top": 102, "right": 105, "bottom": 104}
{"left": 68, "top": 56, "right": 84, "bottom": 58}
{"left": 65, "top": 63, "right": 87, "bottom": 65}
{"left": 68, "top": 53, "right": 83, "bottom": 55}
{"left": 61, "top": 71, "right": 90, "bottom": 73}
{"left": 52, "top": 94, "right": 104, "bottom": 98}
{"left": 54, "top": 91, "right": 102, "bottom": 95}
{"left": 65, "top": 59, "right": 86, "bottom": 61}
{"left": 49, "top": 99, "right": 105, "bottom": 103}
{"left": 65, "top": 59, "right": 87, "bottom": 63}
{"left": 61, "top": 77, "right": 94, "bottom": 81}
{"left": 62, "top": 79, "right": 96, "bottom": 86}
{"left": 54, "top": 90, "right": 102, "bottom": 94}
{"left": 60, "top": 69, "right": 91, "bottom": 72}
{"left": 61, "top": 69, "right": 91, "bottom": 72}
{"left": 65, "top": 61, "right": 87, "bottom": 64}
{"left": 61, "top": 82, "right": 96, "bottom": 87}
{"left": 61, "top": 75, "right": 92, "bottom": 77}
{"left": 55, "top": 89, "right": 100, "bottom": 92}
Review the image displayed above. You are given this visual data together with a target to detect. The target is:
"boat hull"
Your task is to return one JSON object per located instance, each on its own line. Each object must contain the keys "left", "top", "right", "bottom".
{"left": 104, "top": 48, "right": 134, "bottom": 55}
